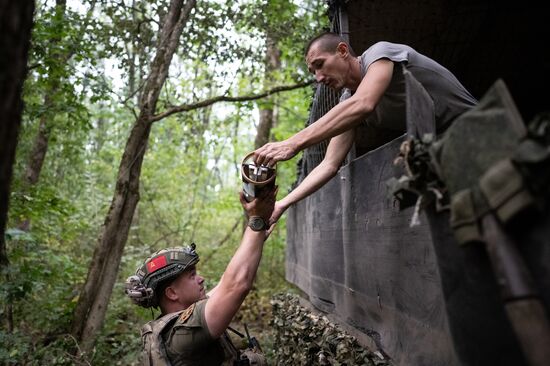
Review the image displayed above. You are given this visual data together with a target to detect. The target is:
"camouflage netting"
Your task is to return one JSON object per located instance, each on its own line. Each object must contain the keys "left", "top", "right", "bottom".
{"left": 270, "top": 293, "right": 391, "bottom": 366}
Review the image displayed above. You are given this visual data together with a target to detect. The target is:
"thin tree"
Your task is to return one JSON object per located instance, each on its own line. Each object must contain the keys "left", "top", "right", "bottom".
{"left": 255, "top": 32, "right": 281, "bottom": 149}
{"left": 70, "top": 0, "right": 197, "bottom": 354}
{"left": 70, "top": 0, "right": 311, "bottom": 354}
{"left": 23, "top": 0, "right": 67, "bottom": 190}
{"left": 20, "top": 0, "right": 97, "bottom": 230}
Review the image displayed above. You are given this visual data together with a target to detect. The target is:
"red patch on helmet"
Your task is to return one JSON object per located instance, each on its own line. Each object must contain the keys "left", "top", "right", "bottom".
{"left": 147, "top": 255, "right": 167, "bottom": 273}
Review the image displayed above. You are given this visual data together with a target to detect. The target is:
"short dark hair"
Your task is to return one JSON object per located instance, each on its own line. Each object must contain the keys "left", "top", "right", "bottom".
{"left": 305, "top": 32, "right": 356, "bottom": 57}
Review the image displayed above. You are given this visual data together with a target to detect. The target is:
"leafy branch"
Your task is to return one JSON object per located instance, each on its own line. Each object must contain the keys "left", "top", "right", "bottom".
{"left": 149, "top": 80, "right": 314, "bottom": 123}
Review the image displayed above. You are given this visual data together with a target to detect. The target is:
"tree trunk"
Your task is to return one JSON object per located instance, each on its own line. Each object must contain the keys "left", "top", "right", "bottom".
{"left": 70, "top": 0, "right": 196, "bottom": 355}
{"left": 124, "top": 0, "right": 138, "bottom": 102}
{"left": 24, "top": 0, "right": 66, "bottom": 186}
{"left": 0, "top": 0, "right": 35, "bottom": 331}
{"left": 254, "top": 33, "right": 281, "bottom": 149}
{"left": 24, "top": 94, "right": 53, "bottom": 186}
{"left": 19, "top": 0, "right": 66, "bottom": 231}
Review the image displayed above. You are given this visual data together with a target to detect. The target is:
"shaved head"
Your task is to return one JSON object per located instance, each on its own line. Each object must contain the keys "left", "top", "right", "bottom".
{"left": 305, "top": 32, "right": 356, "bottom": 57}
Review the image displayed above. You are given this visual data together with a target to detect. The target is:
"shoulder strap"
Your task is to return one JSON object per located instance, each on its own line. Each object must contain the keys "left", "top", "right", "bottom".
{"left": 141, "top": 311, "right": 183, "bottom": 366}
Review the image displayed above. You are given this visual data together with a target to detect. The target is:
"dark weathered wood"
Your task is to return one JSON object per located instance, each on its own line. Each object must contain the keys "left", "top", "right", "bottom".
{"left": 287, "top": 136, "right": 460, "bottom": 366}
{"left": 287, "top": 2, "right": 550, "bottom": 365}
{"left": 286, "top": 133, "right": 550, "bottom": 366}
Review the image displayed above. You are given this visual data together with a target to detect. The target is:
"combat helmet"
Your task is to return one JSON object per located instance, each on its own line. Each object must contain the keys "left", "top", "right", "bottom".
{"left": 125, "top": 244, "right": 199, "bottom": 308}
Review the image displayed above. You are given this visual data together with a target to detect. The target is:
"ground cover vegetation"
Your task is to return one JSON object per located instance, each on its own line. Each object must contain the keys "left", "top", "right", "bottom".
{"left": 0, "top": 0, "right": 328, "bottom": 364}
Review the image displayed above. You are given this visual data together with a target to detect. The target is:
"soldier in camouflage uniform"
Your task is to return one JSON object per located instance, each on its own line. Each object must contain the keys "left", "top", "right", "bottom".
{"left": 125, "top": 187, "right": 276, "bottom": 365}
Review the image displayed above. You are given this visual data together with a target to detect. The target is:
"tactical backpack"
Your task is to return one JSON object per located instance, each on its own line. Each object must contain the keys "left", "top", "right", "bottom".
{"left": 140, "top": 311, "right": 267, "bottom": 366}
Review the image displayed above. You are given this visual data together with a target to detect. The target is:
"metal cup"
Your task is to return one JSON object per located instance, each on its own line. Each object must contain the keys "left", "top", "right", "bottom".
{"left": 241, "top": 152, "right": 276, "bottom": 202}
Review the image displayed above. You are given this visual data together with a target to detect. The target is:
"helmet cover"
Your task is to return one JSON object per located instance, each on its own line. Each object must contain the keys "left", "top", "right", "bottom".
{"left": 125, "top": 244, "right": 199, "bottom": 308}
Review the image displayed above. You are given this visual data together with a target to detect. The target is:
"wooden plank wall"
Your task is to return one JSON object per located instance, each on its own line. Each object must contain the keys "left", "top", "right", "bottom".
{"left": 286, "top": 136, "right": 461, "bottom": 366}
{"left": 284, "top": 132, "right": 545, "bottom": 365}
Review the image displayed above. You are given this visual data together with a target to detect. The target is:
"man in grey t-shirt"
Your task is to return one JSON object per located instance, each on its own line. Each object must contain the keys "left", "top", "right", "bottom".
{"left": 253, "top": 32, "right": 476, "bottom": 227}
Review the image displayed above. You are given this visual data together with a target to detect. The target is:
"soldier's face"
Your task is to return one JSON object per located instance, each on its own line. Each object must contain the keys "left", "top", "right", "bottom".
{"left": 306, "top": 43, "right": 350, "bottom": 91}
{"left": 171, "top": 265, "right": 206, "bottom": 303}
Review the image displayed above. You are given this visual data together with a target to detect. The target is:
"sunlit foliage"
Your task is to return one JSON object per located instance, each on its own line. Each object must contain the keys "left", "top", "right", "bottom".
{"left": 2, "top": 0, "right": 328, "bottom": 364}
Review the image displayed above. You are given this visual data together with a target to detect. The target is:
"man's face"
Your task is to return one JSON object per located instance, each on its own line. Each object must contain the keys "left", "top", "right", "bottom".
{"left": 169, "top": 265, "right": 206, "bottom": 304}
{"left": 306, "top": 42, "right": 349, "bottom": 90}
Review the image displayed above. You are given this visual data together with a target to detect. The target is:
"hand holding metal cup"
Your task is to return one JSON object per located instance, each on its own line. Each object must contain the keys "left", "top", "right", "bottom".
{"left": 241, "top": 151, "right": 276, "bottom": 202}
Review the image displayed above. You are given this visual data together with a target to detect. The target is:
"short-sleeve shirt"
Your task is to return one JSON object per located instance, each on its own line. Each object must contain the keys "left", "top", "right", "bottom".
{"left": 340, "top": 41, "right": 477, "bottom": 132}
{"left": 163, "top": 299, "right": 235, "bottom": 366}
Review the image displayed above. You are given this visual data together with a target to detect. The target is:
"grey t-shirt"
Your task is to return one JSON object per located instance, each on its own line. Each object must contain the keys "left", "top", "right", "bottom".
{"left": 340, "top": 41, "right": 477, "bottom": 132}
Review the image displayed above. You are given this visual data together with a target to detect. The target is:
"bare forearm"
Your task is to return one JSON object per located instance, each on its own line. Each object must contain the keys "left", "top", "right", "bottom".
{"left": 254, "top": 60, "right": 392, "bottom": 167}
{"left": 205, "top": 190, "right": 275, "bottom": 337}
{"left": 292, "top": 59, "right": 393, "bottom": 150}
{"left": 289, "top": 97, "right": 368, "bottom": 151}
{"left": 204, "top": 228, "right": 266, "bottom": 337}
{"left": 221, "top": 228, "right": 265, "bottom": 294}
{"left": 280, "top": 161, "right": 338, "bottom": 211}
{"left": 281, "top": 129, "right": 355, "bottom": 211}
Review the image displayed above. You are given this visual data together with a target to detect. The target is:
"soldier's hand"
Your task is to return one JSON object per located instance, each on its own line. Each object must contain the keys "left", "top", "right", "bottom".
{"left": 239, "top": 185, "right": 278, "bottom": 223}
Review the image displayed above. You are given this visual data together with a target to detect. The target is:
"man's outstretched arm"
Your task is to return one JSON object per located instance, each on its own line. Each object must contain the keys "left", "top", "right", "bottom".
{"left": 268, "top": 129, "right": 355, "bottom": 226}
{"left": 204, "top": 188, "right": 276, "bottom": 339}
{"left": 253, "top": 59, "right": 394, "bottom": 167}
